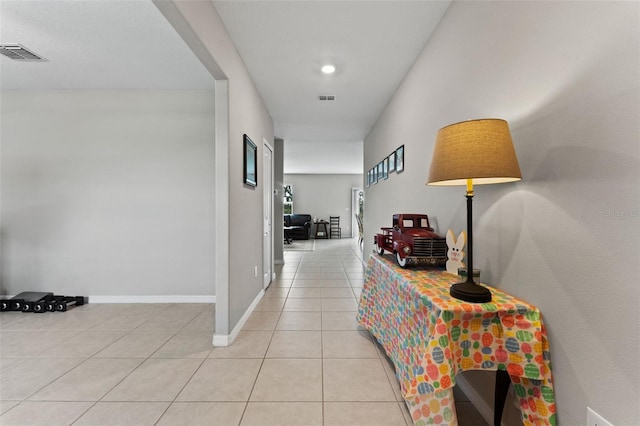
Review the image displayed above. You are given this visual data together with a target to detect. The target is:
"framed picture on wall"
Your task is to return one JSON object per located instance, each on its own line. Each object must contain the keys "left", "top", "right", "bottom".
{"left": 373, "top": 167, "right": 378, "bottom": 184}
{"left": 383, "top": 157, "right": 389, "bottom": 180}
{"left": 243, "top": 134, "right": 257, "bottom": 187}
{"left": 366, "top": 170, "right": 370, "bottom": 187}
{"left": 396, "top": 145, "right": 405, "bottom": 173}
{"left": 389, "top": 152, "right": 396, "bottom": 173}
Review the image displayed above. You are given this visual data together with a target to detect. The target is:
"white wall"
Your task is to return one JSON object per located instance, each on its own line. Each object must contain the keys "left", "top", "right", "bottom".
{"left": 364, "top": 2, "right": 639, "bottom": 425}
{"left": 284, "top": 174, "right": 362, "bottom": 238}
{"left": 1, "top": 90, "right": 215, "bottom": 298}
{"left": 274, "top": 138, "right": 285, "bottom": 263}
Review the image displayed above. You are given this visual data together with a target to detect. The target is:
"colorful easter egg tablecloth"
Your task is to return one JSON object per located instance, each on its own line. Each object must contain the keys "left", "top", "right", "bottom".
{"left": 357, "top": 254, "right": 556, "bottom": 426}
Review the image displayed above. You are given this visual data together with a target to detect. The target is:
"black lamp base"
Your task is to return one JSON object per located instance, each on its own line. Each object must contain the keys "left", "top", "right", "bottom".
{"left": 450, "top": 281, "right": 492, "bottom": 303}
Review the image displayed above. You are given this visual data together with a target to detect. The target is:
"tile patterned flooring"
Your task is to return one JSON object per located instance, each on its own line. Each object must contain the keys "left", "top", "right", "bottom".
{"left": 0, "top": 238, "right": 488, "bottom": 425}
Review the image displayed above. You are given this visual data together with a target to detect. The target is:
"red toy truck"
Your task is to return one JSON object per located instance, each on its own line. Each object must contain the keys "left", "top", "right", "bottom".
{"left": 374, "top": 213, "right": 447, "bottom": 268}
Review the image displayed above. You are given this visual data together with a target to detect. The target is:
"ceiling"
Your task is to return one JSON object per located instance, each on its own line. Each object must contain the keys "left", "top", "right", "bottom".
{"left": 0, "top": 0, "right": 213, "bottom": 90}
{"left": 213, "top": 0, "right": 450, "bottom": 145}
{"left": 0, "top": 0, "right": 451, "bottom": 174}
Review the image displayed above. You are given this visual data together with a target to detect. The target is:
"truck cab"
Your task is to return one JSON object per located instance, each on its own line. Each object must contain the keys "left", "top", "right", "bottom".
{"left": 375, "top": 214, "right": 447, "bottom": 268}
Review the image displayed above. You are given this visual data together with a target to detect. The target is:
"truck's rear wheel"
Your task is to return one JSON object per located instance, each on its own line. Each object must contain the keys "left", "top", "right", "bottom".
{"left": 396, "top": 252, "right": 408, "bottom": 268}
{"left": 376, "top": 244, "right": 385, "bottom": 255}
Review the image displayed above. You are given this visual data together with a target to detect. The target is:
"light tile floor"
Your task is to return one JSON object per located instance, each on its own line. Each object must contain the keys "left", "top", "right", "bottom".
{"left": 0, "top": 238, "right": 488, "bottom": 425}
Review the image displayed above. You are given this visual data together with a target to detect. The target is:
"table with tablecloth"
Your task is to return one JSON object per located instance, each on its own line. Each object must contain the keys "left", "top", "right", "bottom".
{"left": 356, "top": 254, "right": 556, "bottom": 425}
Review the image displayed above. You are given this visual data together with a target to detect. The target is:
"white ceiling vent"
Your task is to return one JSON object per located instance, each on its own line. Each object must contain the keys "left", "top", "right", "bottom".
{"left": 0, "top": 44, "right": 47, "bottom": 61}
{"left": 318, "top": 95, "right": 335, "bottom": 101}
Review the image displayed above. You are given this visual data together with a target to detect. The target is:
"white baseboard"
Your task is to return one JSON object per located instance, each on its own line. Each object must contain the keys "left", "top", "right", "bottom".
{"left": 1, "top": 294, "right": 215, "bottom": 304}
{"left": 88, "top": 295, "right": 216, "bottom": 304}
{"left": 212, "top": 288, "right": 264, "bottom": 347}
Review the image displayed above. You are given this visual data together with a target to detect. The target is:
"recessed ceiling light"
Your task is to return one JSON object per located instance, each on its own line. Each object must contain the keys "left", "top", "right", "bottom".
{"left": 321, "top": 64, "right": 336, "bottom": 74}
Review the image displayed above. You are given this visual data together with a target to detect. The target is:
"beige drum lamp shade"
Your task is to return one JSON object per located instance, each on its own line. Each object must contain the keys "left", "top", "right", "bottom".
{"left": 427, "top": 119, "right": 522, "bottom": 186}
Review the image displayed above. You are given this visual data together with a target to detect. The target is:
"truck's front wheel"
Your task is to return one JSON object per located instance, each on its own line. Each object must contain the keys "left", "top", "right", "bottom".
{"left": 396, "top": 252, "right": 408, "bottom": 268}
{"left": 376, "top": 244, "right": 385, "bottom": 255}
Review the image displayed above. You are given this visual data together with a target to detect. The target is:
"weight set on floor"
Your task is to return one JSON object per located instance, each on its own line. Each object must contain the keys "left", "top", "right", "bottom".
{"left": 0, "top": 291, "right": 87, "bottom": 313}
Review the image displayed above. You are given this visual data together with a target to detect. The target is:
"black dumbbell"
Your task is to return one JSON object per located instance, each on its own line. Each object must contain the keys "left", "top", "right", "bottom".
{"left": 9, "top": 299, "right": 24, "bottom": 311}
{"left": 45, "top": 300, "right": 57, "bottom": 312}
{"left": 33, "top": 301, "right": 47, "bottom": 313}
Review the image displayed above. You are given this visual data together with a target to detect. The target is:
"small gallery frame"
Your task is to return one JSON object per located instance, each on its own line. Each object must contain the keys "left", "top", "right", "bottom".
{"left": 395, "top": 145, "right": 405, "bottom": 173}
{"left": 388, "top": 152, "right": 396, "bottom": 173}
{"left": 243, "top": 134, "right": 257, "bottom": 187}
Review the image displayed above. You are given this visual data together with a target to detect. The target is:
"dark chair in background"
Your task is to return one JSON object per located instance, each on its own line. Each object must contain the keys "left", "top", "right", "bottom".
{"left": 330, "top": 216, "right": 341, "bottom": 239}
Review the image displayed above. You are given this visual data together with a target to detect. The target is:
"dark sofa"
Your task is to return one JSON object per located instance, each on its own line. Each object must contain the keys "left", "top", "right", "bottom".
{"left": 284, "top": 214, "right": 312, "bottom": 240}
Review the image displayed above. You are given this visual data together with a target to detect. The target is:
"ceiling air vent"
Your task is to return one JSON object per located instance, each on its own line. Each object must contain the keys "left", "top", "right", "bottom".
{"left": 318, "top": 95, "right": 335, "bottom": 101}
{"left": 0, "top": 44, "right": 47, "bottom": 61}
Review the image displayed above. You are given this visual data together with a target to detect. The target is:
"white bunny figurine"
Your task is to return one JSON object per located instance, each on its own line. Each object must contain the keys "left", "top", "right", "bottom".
{"left": 446, "top": 230, "right": 466, "bottom": 275}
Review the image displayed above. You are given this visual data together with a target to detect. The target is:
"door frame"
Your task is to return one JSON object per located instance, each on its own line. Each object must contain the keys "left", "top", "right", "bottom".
{"left": 263, "top": 139, "right": 274, "bottom": 289}
{"left": 351, "top": 187, "right": 362, "bottom": 238}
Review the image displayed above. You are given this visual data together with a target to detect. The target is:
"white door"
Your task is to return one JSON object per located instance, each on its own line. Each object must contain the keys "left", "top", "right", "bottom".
{"left": 263, "top": 141, "right": 274, "bottom": 289}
